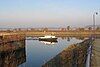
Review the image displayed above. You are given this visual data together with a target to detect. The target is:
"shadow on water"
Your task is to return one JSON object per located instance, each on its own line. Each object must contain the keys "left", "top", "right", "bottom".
{"left": 0, "top": 40, "right": 26, "bottom": 67}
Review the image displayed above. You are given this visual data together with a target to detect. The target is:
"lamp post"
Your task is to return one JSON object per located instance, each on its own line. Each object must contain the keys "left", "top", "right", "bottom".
{"left": 93, "top": 12, "right": 98, "bottom": 39}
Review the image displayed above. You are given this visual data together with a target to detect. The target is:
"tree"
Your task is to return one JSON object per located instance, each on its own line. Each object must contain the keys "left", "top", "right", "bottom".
{"left": 67, "top": 26, "right": 70, "bottom": 30}
{"left": 88, "top": 27, "right": 92, "bottom": 31}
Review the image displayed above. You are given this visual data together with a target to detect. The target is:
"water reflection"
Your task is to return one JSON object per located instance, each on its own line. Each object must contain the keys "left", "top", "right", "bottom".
{"left": 39, "top": 38, "right": 58, "bottom": 45}
{"left": 60, "top": 36, "right": 86, "bottom": 41}
{"left": 0, "top": 40, "right": 26, "bottom": 67}
{"left": 24, "top": 37, "right": 83, "bottom": 67}
{"left": 38, "top": 37, "right": 74, "bottom": 45}
{"left": 0, "top": 37, "right": 84, "bottom": 67}
{"left": 27, "top": 36, "right": 86, "bottom": 41}
{"left": 59, "top": 36, "right": 86, "bottom": 40}
{"left": 39, "top": 40, "right": 58, "bottom": 45}
{"left": 67, "top": 37, "right": 70, "bottom": 41}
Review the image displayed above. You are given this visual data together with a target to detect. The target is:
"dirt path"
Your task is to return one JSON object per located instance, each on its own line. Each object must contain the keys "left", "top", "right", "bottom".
{"left": 91, "top": 39, "right": 100, "bottom": 67}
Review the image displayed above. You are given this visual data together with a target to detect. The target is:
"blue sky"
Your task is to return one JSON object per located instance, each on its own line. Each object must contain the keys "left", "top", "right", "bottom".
{"left": 0, "top": 0, "right": 100, "bottom": 28}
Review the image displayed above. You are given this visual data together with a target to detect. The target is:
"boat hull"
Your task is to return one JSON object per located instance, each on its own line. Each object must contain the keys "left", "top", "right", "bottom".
{"left": 39, "top": 38, "right": 57, "bottom": 42}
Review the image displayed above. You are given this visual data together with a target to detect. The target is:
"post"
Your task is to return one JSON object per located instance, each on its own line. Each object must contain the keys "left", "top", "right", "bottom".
{"left": 93, "top": 12, "right": 98, "bottom": 39}
{"left": 93, "top": 14, "right": 95, "bottom": 32}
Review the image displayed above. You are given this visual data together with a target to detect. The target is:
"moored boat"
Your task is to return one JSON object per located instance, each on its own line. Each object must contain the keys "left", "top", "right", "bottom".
{"left": 39, "top": 35, "right": 57, "bottom": 41}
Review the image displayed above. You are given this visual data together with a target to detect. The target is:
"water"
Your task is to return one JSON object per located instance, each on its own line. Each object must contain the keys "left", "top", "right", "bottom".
{"left": 0, "top": 37, "right": 83, "bottom": 67}
{"left": 19, "top": 37, "right": 82, "bottom": 67}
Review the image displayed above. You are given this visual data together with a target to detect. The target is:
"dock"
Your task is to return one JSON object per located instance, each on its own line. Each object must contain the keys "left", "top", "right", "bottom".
{"left": 91, "top": 39, "right": 100, "bottom": 67}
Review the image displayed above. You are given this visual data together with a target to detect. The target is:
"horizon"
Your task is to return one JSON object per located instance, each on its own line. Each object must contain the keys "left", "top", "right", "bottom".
{"left": 0, "top": 0, "right": 100, "bottom": 28}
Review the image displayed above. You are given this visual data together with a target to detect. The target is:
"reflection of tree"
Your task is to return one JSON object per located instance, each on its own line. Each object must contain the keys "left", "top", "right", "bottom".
{"left": 75, "top": 37, "right": 85, "bottom": 40}
{"left": 60, "top": 36, "right": 85, "bottom": 40}
{"left": 67, "top": 37, "right": 70, "bottom": 41}
{"left": 0, "top": 40, "right": 26, "bottom": 67}
{"left": 61, "top": 37, "right": 66, "bottom": 39}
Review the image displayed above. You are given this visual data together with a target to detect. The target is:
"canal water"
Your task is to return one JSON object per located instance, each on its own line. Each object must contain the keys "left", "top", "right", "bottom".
{"left": 19, "top": 37, "right": 83, "bottom": 67}
{"left": 0, "top": 37, "right": 83, "bottom": 67}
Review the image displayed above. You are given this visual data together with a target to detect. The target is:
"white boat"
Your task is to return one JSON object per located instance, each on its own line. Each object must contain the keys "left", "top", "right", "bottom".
{"left": 39, "top": 35, "right": 57, "bottom": 41}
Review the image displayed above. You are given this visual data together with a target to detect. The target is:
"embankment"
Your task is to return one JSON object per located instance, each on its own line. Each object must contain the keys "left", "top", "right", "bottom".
{"left": 42, "top": 39, "right": 93, "bottom": 67}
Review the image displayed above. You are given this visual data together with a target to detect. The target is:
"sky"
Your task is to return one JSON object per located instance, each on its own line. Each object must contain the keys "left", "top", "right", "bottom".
{"left": 0, "top": 0, "right": 100, "bottom": 28}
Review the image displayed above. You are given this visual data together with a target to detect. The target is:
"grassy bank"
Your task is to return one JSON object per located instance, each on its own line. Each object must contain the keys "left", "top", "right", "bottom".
{"left": 42, "top": 39, "right": 93, "bottom": 67}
